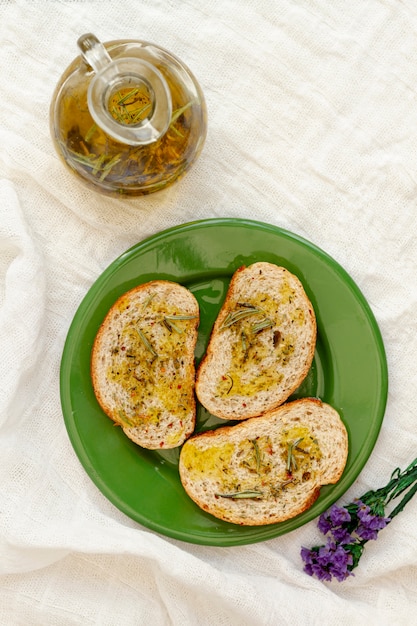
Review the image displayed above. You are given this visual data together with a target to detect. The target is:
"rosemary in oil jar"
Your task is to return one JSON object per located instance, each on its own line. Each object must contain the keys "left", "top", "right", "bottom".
{"left": 107, "top": 86, "right": 153, "bottom": 126}
{"left": 53, "top": 64, "right": 205, "bottom": 195}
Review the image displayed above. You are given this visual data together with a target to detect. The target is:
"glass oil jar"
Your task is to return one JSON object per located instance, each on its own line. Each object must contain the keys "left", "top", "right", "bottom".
{"left": 50, "top": 34, "right": 207, "bottom": 196}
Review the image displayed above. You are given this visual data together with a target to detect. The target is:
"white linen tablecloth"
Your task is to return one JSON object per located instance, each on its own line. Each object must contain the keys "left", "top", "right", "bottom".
{"left": 1, "top": 1, "right": 417, "bottom": 624}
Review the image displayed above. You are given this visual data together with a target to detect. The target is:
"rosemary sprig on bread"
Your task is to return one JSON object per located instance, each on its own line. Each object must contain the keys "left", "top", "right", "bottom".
{"left": 91, "top": 280, "right": 199, "bottom": 449}
{"left": 179, "top": 398, "right": 348, "bottom": 525}
{"left": 195, "top": 262, "right": 317, "bottom": 421}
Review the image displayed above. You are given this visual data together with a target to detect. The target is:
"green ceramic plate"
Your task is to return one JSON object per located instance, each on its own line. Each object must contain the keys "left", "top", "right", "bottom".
{"left": 60, "top": 218, "right": 388, "bottom": 546}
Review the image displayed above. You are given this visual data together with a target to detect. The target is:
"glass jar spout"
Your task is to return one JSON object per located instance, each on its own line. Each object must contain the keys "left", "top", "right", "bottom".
{"left": 77, "top": 33, "right": 172, "bottom": 146}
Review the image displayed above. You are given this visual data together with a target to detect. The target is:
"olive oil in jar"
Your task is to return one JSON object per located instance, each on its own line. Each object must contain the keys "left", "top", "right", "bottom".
{"left": 50, "top": 34, "right": 207, "bottom": 196}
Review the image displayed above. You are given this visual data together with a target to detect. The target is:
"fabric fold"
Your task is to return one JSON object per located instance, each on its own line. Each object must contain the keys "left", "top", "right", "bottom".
{"left": 0, "top": 180, "right": 46, "bottom": 430}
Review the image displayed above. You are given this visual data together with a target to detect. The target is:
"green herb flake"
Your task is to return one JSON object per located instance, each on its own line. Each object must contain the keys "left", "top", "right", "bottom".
{"left": 85, "top": 123, "right": 98, "bottom": 142}
{"left": 251, "top": 317, "right": 274, "bottom": 334}
{"left": 216, "top": 490, "right": 263, "bottom": 499}
{"left": 135, "top": 326, "right": 158, "bottom": 357}
{"left": 117, "top": 87, "right": 141, "bottom": 106}
{"left": 220, "top": 306, "right": 263, "bottom": 330}
{"left": 286, "top": 437, "right": 304, "bottom": 472}
{"left": 131, "top": 103, "right": 152, "bottom": 123}
{"left": 163, "top": 314, "right": 197, "bottom": 334}
{"left": 142, "top": 293, "right": 156, "bottom": 311}
{"left": 164, "top": 314, "right": 198, "bottom": 321}
{"left": 251, "top": 439, "right": 261, "bottom": 473}
{"left": 170, "top": 100, "right": 195, "bottom": 125}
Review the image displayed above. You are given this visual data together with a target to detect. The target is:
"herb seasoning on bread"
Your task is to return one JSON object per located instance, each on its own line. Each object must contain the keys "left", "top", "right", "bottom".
{"left": 91, "top": 280, "right": 199, "bottom": 449}
{"left": 179, "top": 398, "right": 348, "bottom": 525}
{"left": 195, "top": 262, "right": 317, "bottom": 420}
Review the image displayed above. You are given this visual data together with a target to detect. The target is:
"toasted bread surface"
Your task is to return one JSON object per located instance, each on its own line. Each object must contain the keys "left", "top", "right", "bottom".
{"left": 179, "top": 398, "right": 348, "bottom": 525}
{"left": 195, "top": 262, "right": 317, "bottom": 420}
{"left": 91, "top": 280, "right": 199, "bottom": 449}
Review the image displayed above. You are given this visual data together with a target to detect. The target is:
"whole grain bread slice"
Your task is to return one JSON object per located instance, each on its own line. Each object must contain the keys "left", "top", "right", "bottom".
{"left": 179, "top": 398, "right": 348, "bottom": 525}
{"left": 91, "top": 280, "right": 199, "bottom": 449}
{"left": 195, "top": 262, "right": 317, "bottom": 420}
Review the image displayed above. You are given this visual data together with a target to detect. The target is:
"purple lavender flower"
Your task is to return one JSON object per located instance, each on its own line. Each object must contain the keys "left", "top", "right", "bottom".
{"left": 301, "top": 458, "right": 417, "bottom": 581}
{"left": 329, "top": 544, "right": 354, "bottom": 581}
{"left": 300, "top": 547, "right": 328, "bottom": 581}
{"left": 356, "top": 526, "right": 378, "bottom": 541}
{"left": 330, "top": 504, "right": 351, "bottom": 525}
{"left": 318, "top": 504, "right": 351, "bottom": 535}
{"left": 331, "top": 525, "right": 354, "bottom": 544}
{"left": 355, "top": 501, "right": 390, "bottom": 540}
{"left": 301, "top": 546, "right": 333, "bottom": 582}
{"left": 356, "top": 501, "right": 374, "bottom": 524}
{"left": 301, "top": 540, "right": 354, "bottom": 582}
{"left": 317, "top": 514, "right": 332, "bottom": 535}
{"left": 302, "top": 499, "right": 391, "bottom": 580}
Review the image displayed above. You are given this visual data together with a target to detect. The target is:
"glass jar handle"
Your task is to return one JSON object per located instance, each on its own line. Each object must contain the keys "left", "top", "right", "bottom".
{"left": 77, "top": 33, "right": 113, "bottom": 72}
{"left": 77, "top": 33, "right": 172, "bottom": 146}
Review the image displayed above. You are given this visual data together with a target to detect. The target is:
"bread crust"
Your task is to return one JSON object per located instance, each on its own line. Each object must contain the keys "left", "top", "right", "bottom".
{"left": 91, "top": 280, "right": 199, "bottom": 449}
{"left": 195, "top": 263, "right": 317, "bottom": 420}
{"left": 179, "top": 398, "right": 348, "bottom": 525}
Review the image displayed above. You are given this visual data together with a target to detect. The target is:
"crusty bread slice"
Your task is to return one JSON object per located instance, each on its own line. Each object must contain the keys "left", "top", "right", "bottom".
{"left": 179, "top": 398, "right": 348, "bottom": 525}
{"left": 195, "top": 262, "right": 317, "bottom": 420}
{"left": 91, "top": 280, "right": 199, "bottom": 449}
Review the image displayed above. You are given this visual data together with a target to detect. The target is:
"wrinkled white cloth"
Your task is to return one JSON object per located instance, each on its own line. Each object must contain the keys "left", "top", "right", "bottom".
{"left": 1, "top": 1, "right": 417, "bottom": 624}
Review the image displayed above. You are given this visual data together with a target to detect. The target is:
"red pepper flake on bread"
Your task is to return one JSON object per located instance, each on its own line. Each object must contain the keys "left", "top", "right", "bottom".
{"left": 195, "top": 262, "right": 317, "bottom": 421}
{"left": 179, "top": 398, "right": 348, "bottom": 525}
{"left": 91, "top": 280, "right": 199, "bottom": 449}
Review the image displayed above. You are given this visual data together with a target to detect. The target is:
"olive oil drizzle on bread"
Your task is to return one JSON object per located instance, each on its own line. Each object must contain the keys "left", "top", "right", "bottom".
{"left": 179, "top": 398, "right": 348, "bottom": 526}
{"left": 91, "top": 280, "right": 199, "bottom": 449}
{"left": 195, "top": 263, "right": 317, "bottom": 420}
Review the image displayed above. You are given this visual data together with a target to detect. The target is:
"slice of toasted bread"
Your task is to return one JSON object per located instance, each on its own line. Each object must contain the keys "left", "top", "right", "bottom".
{"left": 195, "top": 262, "right": 316, "bottom": 420}
{"left": 91, "top": 280, "right": 199, "bottom": 449}
{"left": 179, "top": 398, "right": 348, "bottom": 525}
